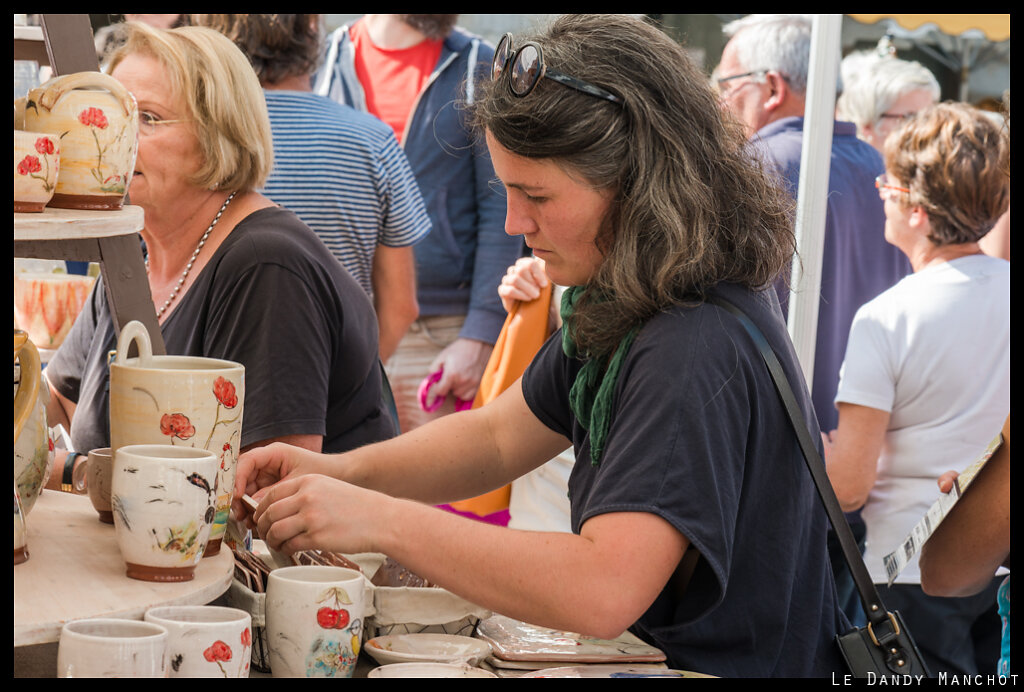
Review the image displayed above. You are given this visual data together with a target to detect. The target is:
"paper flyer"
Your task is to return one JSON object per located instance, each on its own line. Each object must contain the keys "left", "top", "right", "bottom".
{"left": 883, "top": 432, "right": 1004, "bottom": 585}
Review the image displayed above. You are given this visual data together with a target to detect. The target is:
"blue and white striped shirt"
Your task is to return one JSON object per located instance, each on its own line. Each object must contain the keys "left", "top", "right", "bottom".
{"left": 261, "top": 90, "right": 431, "bottom": 295}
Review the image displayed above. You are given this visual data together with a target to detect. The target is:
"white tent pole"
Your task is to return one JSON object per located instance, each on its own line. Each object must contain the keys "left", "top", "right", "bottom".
{"left": 787, "top": 13, "right": 843, "bottom": 391}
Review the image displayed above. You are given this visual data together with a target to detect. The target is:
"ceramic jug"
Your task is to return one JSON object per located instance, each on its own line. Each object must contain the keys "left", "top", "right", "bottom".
{"left": 14, "top": 330, "right": 53, "bottom": 516}
{"left": 24, "top": 71, "right": 138, "bottom": 210}
{"left": 109, "top": 321, "right": 245, "bottom": 558}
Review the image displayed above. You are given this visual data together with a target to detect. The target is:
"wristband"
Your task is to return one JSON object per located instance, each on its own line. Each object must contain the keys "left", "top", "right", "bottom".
{"left": 62, "top": 451, "right": 81, "bottom": 493}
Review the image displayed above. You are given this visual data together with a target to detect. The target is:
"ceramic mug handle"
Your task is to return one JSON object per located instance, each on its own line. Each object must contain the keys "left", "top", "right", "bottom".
{"left": 115, "top": 320, "right": 154, "bottom": 367}
{"left": 34, "top": 70, "right": 139, "bottom": 119}
{"left": 14, "top": 330, "right": 41, "bottom": 443}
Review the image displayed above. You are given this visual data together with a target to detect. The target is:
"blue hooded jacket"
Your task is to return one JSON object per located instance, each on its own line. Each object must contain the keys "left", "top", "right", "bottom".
{"left": 315, "top": 21, "right": 525, "bottom": 345}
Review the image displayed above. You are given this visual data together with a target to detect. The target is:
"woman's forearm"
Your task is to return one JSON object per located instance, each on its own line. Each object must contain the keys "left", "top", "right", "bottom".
{"left": 371, "top": 500, "right": 687, "bottom": 639}
{"left": 919, "top": 416, "right": 1010, "bottom": 597}
{"left": 823, "top": 403, "right": 890, "bottom": 511}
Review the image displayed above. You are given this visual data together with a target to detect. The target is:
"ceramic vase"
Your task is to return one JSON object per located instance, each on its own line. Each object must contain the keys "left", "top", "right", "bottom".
{"left": 57, "top": 618, "right": 169, "bottom": 678}
{"left": 266, "top": 566, "right": 372, "bottom": 678}
{"left": 24, "top": 71, "right": 138, "bottom": 210}
{"left": 109, "top": 321, "right": 244, "bottom": 557}
{"left": 14, "top": 329, "right": 53, "bottom": 516}
{"left": 14, "top": 129, "right": 60, "bottom": 212}
{"left": 13, "top": 272, "right": 95, "bottom": 350}
{"left": 111, "top": 444, "right": 218, "bottom": 582}
{"left": 145, "top": 605, "right": 252, "bottom": 678}
{"left": 86, "top": 447, "right": 113, "bottom": 524}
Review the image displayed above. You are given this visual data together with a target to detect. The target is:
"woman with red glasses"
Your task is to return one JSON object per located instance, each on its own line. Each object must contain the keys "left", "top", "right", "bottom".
{"left": 824, "top": 102, "right": 1009, "bottom": 676}
{"left": 235, "top": 14, "right": 848, "bottom": 677}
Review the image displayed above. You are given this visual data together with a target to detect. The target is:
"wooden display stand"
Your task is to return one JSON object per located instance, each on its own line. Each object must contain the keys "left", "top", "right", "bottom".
{"left": 14, "top": 14, "right": 165, "bottom": 355}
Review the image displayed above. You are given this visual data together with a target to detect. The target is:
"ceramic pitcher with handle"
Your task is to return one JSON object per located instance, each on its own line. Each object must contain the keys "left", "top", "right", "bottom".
{"left": 14, "top": 329, "right": 53, "bottom": 517}
{"left": 24, "top": 71, "right": 138, "bottom": 210}
{"left": 109, "top": 321, "right": 245, "bottom": 557}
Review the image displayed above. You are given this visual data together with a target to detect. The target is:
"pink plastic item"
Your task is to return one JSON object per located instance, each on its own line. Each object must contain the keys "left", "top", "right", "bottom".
{"left": 418, "top": 368, "right": 472, "bottom": 413}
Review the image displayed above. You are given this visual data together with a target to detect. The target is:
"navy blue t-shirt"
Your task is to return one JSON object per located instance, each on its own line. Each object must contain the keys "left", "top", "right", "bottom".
{"left": 522, "top": 283, "right": 848, "bottom": 677}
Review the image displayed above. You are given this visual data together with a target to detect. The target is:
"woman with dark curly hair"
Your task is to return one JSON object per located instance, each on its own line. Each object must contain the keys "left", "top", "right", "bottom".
{"left": 235, "top": 14, "right": 848, "bottom": 677}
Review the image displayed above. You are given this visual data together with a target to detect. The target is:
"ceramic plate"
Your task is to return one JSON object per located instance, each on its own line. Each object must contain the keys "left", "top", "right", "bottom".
{"left": 476, "top": 614, "right": 666, "bottom": 663}
{"left": 518, "top": 664, "right": 716, "bottom": 678}
{"left": 364, "top": 633, "right": 492, "bottom": 667}
{"left": 367, "top": 662, "right": 497, "bottom": 678}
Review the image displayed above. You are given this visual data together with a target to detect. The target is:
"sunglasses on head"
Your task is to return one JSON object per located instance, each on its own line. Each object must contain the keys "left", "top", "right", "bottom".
{"left": 492, "top": 32, "right": 623, "bottom": 105}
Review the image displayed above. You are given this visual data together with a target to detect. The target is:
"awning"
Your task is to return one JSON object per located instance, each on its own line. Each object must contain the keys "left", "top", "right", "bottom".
{"left": 846, "top": 14, "right": 1009, "bottom": 42}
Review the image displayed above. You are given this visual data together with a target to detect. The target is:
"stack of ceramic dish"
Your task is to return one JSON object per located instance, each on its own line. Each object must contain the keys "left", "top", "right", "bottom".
{"left": 363, "top": 633, "right": 495, "bottom": 678}
{"left": 474, "top": 614, "right": 713, "bottom": 678}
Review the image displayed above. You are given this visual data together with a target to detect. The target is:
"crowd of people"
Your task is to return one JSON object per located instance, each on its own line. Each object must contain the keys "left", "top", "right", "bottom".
{"left": 42, "top": 13, "right": 1008, "bottom": 678}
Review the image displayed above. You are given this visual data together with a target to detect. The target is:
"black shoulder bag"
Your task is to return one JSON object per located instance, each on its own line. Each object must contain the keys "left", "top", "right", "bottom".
{"left": 708, "top": 295, "right": 930, "bottom": 679}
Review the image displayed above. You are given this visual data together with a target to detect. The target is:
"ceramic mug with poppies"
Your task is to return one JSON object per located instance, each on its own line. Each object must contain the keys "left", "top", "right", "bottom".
{"left": 14, "top": 129, "right": 60, "bottom": 212}
{"left": 109, "top": 321, "right": 245, "bottom": 557}
{"left": 24, "top": 71, "right": 138, "bottom": 210}
{"left": 145, "top": 605, "right": 252, "bottom": 678}
{"left": 266, "top": 566, "right": 373, "bottom": 678}
{"left": 112, "top": 444, "right": 218, "bottom": 582}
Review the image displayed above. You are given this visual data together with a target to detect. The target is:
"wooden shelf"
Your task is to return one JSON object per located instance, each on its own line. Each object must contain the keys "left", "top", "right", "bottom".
{"left": 14, "top": 14, "right": 163, "bottom": 355}
{"left": 14, "top": 205, "right": 145, "bottom": 241}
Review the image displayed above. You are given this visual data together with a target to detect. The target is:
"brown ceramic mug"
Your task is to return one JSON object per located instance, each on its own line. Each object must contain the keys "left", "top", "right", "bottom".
{"left": 86, "top": 447, "right": 114, "bottom": 524}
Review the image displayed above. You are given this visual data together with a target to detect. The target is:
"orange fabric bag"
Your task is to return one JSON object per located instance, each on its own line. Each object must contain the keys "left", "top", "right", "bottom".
{"left": 445, "top": 283, "right": 554, "bottom": 522}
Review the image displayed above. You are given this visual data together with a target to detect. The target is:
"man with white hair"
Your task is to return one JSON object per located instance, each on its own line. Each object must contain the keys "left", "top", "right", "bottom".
{"left": 715, "top": 14, "right": 912, "bottom": 625}
{"left": 716, "top": 13, "right": 910, "bottom": 435}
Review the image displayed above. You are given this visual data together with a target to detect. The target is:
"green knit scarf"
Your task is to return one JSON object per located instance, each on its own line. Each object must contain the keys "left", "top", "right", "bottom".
{"left": 560, "top": 286, "right": 639, "bottom": 466}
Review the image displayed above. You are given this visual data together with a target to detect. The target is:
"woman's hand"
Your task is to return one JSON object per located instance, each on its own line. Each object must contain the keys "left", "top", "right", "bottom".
{"left": 232, "top": 442, "right": 338, "bottom": 528}
{"left": 253, "top": 474, "right": 390, "bottom": 556}
{"left": 497, "top": 256, "right": 549, "bottom": 313}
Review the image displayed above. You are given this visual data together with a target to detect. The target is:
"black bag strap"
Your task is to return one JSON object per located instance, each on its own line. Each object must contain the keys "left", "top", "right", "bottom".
{"left": 707, "top": 295, "right": 890, "bottom": 628}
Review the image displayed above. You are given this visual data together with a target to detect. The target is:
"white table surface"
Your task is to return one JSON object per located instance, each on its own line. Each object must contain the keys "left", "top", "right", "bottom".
{"left": 14, "top": 490, "right": 233, "bottom": 646}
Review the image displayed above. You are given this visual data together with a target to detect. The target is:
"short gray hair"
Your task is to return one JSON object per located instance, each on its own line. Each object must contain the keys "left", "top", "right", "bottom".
{"left": 722, "top": 14, "right": 816, "bottom": 95}
{"left": 837, "top": 53, "right": 940, "bottom": 131}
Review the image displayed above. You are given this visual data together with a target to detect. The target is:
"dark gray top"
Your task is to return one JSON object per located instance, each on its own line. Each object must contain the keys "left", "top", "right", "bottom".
{"left": 47, "top": 205, "right": 395, "bottom": 454}
{"left": 522, "top": 283, "right": 848, "bottom": 677}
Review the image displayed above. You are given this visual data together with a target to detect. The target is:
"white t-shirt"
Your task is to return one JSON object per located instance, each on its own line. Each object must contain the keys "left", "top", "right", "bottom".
{"left": 835, "top": 254, "right": 1010, "bottom": 584}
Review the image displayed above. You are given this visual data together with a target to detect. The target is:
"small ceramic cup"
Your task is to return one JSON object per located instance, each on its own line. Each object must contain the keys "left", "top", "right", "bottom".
{"left": 145, "top": 605, "right": 252, "bottom": 678}
{"left": 266, "top": 566, "right": 372, "bottom": 678}
{"left": 86, "top": 447, "right": 114, "bottom": 524}
{"left": 57, "top": 618, "right": 169, "bottom": 678}
{"left": 112, "top": 444, "right": 218, "bottom": 582}
{"left": 14, "top": 129, "right": 60, "bottom": 212}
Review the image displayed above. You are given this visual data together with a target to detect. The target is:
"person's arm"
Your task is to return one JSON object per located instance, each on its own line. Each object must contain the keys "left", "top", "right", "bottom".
{"left": 371, "top": 244, "right": 419, "bottom": 362}
{"left": 919, "top": 416, "right": 1010, "bottom": 598}
{"left": 43, "top": 375, "right": 75, "bottom": 431}
{"left": 236, "top": 378, "right": 560, "bottom": 508}
{"left": 823, "top": 402, "right": 890, "bottom": 511}
{"left": 237, "top": 383, "right": 687, "bottom": 637}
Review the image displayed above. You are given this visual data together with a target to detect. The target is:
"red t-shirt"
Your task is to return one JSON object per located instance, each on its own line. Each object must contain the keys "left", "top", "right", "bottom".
{"left": 351, "top": 19, "right": 443, "bottom": 143}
